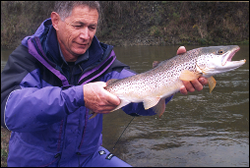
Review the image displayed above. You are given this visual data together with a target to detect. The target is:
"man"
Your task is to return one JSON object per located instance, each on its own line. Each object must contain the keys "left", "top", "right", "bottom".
{"left": 1, "top": 2, "right": 207, "bottom": 167}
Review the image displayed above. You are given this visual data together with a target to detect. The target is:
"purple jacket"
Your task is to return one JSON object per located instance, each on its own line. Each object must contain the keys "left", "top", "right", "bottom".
{"left": 1, "top": 18, "right": 173, "bottom": 166}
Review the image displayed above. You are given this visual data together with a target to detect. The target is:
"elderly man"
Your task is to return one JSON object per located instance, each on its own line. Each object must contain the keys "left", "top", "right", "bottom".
{"left": 1, "top": 1, "right": 207, "bottom": 167}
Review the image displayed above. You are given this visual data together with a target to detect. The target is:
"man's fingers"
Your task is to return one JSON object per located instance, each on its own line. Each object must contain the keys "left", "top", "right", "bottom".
{"left": 177, "top": 46, "right": 186, "bottom": 55}
{"left": 191, "top": 79, "right": 203, "bottom": 91}
{"left": 180, "top": 76, "right": 208, "bottom": 95}
{"left": 182, "top": 81, "right": 195, "bottom": 93}
{"left": 180, "top": 85, "right": 188, "bottom": 95}
{"left": 198, "top": 77, "right": 208, "bottom": 85}
{"left": 83, "top": 81, "right": 120, "bottom": 114}
{"left": 103, "top": 89, "right": 120, "bottom": 106}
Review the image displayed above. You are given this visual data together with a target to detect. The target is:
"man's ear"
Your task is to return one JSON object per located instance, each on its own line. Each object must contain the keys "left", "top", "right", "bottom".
{"left": 51, "top": 12, "right": 60, "bottom": 31}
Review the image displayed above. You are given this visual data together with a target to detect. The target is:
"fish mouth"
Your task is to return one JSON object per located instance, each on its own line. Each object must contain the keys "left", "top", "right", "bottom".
{"left": 220, "top": 46, "right": 246, "bottom": 70}
{"left": 222, "top": 46, "right": 241, "bottom": 66}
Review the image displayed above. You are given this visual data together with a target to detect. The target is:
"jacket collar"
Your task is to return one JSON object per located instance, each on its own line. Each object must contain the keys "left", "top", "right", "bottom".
{"left": 22, "top": 18, "right": 104, "bottom": 67}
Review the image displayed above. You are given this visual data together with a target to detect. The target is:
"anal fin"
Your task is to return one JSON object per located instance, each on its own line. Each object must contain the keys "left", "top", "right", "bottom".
{"left": 152, "top": 98, "right": 166, "bottom": 118}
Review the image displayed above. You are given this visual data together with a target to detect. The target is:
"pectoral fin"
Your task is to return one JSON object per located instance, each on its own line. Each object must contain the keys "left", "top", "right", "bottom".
{"left": 179, "top": 70, "right": 201, "bottom": 81}
{"left": 207, "top": 76, "right": 216, "bottom": 93}
{"left": 143, "top": 97, "right": 161, "bottom": 110}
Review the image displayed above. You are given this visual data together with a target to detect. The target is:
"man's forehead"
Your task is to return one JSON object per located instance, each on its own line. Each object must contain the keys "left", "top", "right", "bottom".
{"left": 71, "top": 5, "right": 98, "bottom": 17}
{"left": 67, "top": 5, "right": 99, "bottom": 23}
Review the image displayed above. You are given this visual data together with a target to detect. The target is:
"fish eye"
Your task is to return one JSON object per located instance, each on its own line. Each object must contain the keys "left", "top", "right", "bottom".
{"left": 218, "top": 50, "right": 224, "bottom": 54}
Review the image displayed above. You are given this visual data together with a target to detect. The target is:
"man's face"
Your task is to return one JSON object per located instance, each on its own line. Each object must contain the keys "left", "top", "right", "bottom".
{"left": 53, "top": 6, "right": 98, "bottom": 62}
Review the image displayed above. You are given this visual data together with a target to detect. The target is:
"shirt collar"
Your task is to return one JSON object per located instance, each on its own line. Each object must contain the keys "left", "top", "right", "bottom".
{"left": 58, "top": 42, "right": 89, "bottom": 65}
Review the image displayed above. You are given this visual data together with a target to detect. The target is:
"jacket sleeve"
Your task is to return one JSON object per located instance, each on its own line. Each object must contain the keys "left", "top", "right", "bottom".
{"left": 1, "top": 45, "right": 84, "bottom": 132}
{"left": 101, "top": 59, "right": 173, "bottom": 117}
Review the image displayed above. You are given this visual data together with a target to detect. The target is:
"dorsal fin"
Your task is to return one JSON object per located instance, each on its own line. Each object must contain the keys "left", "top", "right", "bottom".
{"left": 152, "top": 61, "right": 161, "bottom": 68}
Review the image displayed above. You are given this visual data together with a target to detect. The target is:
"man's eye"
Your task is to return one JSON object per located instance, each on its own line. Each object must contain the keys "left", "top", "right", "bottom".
{"left": 73, "top": 25, "right": 82, "bottom": 28}
{"left": 89, "top": 27, "right": 96, "bottom": 30}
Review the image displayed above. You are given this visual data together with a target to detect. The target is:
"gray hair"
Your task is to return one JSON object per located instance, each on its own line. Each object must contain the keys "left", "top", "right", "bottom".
{"left": 54, "top": 1, "right": 100, "bottom": 22}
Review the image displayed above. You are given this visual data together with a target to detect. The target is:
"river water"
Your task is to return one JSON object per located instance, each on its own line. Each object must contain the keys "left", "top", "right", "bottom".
{"left": 1, "top": 45, "right": 249, "bottom": 167}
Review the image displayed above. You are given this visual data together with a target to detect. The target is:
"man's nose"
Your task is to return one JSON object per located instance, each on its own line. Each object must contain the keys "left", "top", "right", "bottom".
{"left": 79, "top": 27, "right": 90, "bottom": 39}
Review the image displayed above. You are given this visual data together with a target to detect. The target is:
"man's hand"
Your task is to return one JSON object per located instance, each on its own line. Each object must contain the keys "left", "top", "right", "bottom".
{"left": 83, "top": 82, "right": 120, "bottom": 113}
{"left": 177, "top": 46, "right": 208, "bottom": 95}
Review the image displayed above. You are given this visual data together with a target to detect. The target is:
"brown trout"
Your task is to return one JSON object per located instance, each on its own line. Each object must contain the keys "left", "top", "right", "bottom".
{"left": 90, "top": 45, "right": 246, "bottom": 119}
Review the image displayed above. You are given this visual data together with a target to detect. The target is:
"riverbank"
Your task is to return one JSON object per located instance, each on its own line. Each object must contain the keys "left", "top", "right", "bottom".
{"left": 1, "top": 36, "right": 249, "bottom": 51}
{"left": 1, "top": 2, "right": 249, "bottom": 50}
{"left": 100, "top": 37, "right": 249, "bottom": 47}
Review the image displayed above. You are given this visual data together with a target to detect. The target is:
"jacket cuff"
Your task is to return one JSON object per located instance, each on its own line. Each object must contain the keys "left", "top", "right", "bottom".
{"left": 61, "top": 85, "right": 84, "bottom": 114}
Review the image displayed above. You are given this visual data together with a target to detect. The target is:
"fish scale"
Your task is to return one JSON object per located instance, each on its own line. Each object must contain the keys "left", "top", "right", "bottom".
{"left": 89, "top": 45, "right": 246, "bottom": 119}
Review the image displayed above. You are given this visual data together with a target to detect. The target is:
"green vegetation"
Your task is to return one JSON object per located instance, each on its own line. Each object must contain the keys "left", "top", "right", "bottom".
{"left": 1, "top": 1, "right": 249, "bottom": 49}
